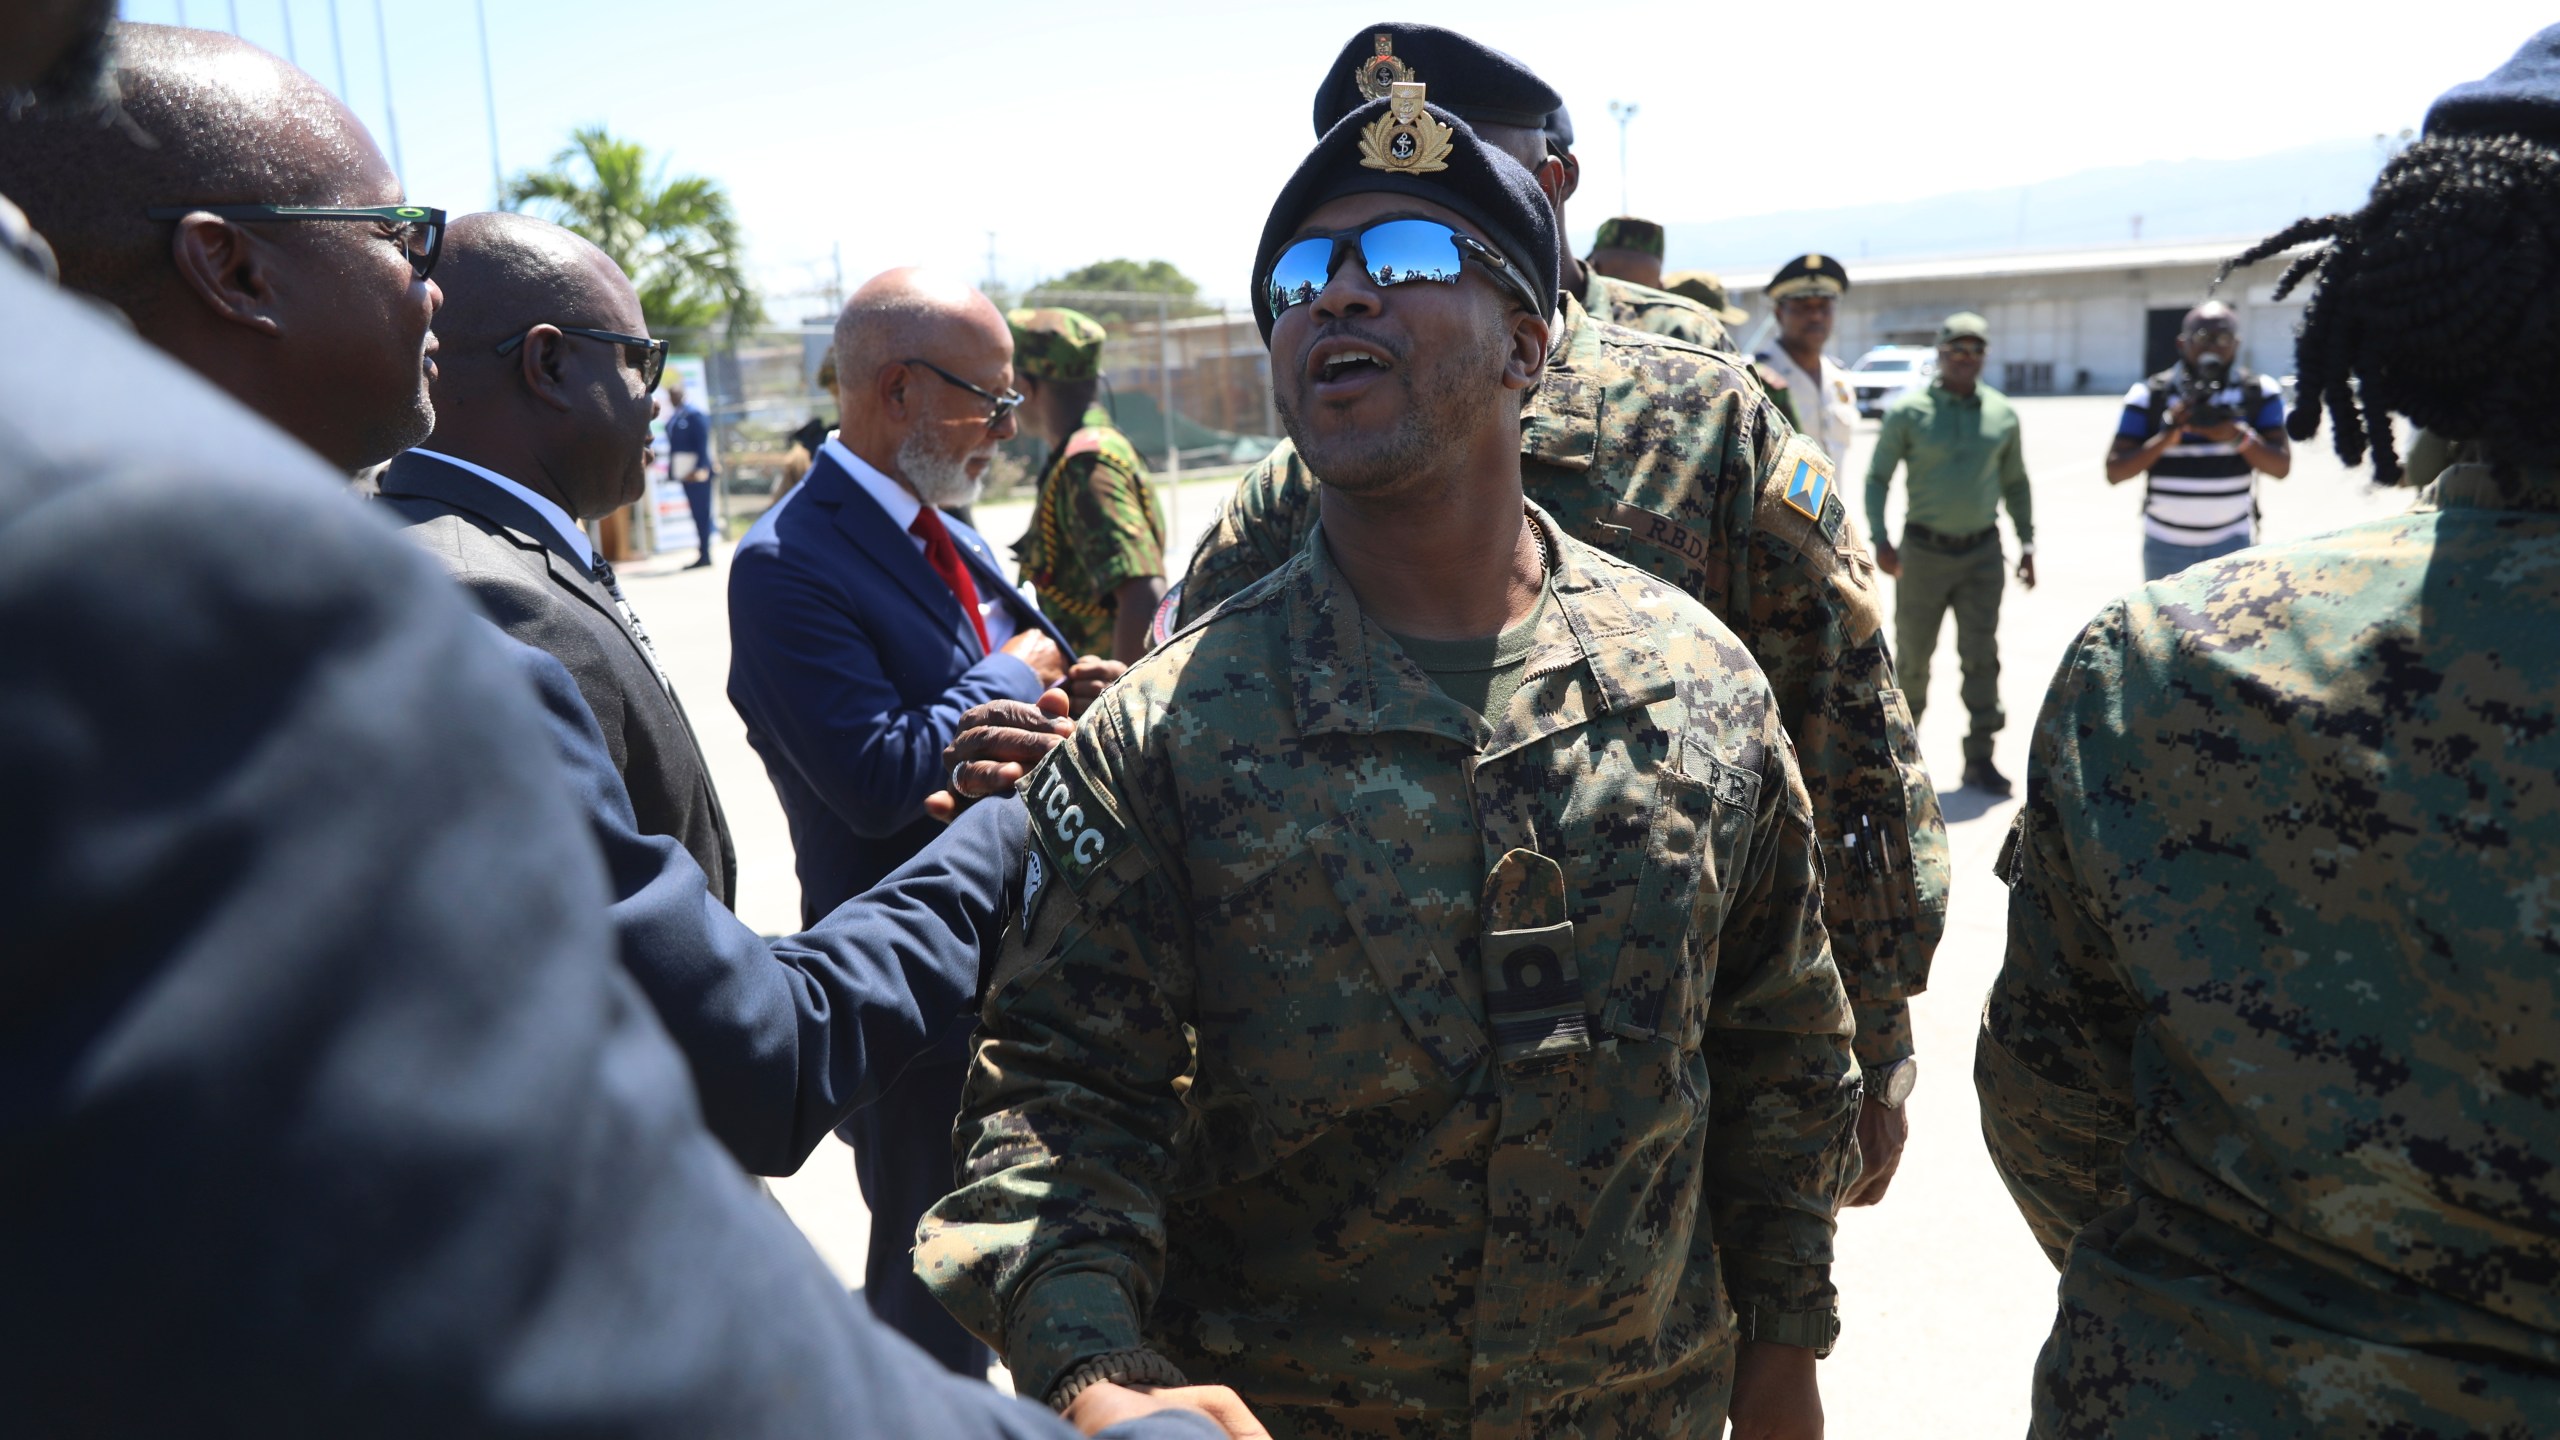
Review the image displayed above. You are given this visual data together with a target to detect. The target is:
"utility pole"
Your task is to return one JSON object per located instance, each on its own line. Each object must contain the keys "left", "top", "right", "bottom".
{"left": 327, "top": 0, "right": 349, "bottom": 96}
{"left": 1607, "top": 100, "right": 1638, "bottom": 214}
{"left": 279, "top": 0, "right": 297, "bottom": 63}
{"left": 474, "top": 0, "right": 503, "bottom": 207}
{"left": 371, "top": 0, "right": 405, "bottom": 187}
{"left": 227, "top": 0, "right": 240, "bottom": 31}
{"left": 829, "top": 241, "right": 844, "bottom": 313}
{"left": 985, "top": 231, "right": 999, "bottom": 296}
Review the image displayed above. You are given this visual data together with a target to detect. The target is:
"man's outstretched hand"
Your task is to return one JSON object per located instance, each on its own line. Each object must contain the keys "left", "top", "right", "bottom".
{"left": 1065, "top": 1381, "right": 1273, "bottom": 1439}
{"left": 923, "top": 690, "right": 1074, "bottom": 822}
{"left": 1064, "top": 655, "right": 1126, "bottom": 717}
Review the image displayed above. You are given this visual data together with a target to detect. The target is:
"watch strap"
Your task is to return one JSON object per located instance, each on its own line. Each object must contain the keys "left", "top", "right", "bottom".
{"left": 1046, "top": 1347, "right": 1191, "bottom": 1412}
{"left": 1738, "top": 1303, "right": 1842, "bottom": 1359}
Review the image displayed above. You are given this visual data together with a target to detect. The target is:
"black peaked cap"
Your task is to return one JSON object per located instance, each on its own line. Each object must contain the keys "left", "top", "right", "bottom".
{"left": 2425, "top": 23, "right": 2560, "bottom": 145}
{"left": 1311, "top": 23, "right": 1563, "bottom": 136}
{"left": 1252, "top": 96, "right": 1560, "bottom": 343}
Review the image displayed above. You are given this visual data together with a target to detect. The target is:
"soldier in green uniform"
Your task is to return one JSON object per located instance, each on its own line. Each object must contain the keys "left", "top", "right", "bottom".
{"left": 1585, "top": 214, "right": 1665, "bottom": 290}
{"left": 1977, "top": 31, "right": 2560, "bottom": 1436}
{"left": 1864, "top": 312, "right": 2034, "bottom": 796}
{"left": 1663, "top": 269, "right": 1750, "bottom": 331}
{"left": 922, "top": 89, "right": 1858, "bottom": 1440}
{"left": 1169, "top": 21, "right": 1946, "bottom": 1202}
{"left": 1007, "top": 307, "right": 1167, "bottom": 662}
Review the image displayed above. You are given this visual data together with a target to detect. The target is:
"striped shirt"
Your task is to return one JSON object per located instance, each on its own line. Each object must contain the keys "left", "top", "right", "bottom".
{"left": 2118, "top": 367, "right": 2287, "bottom": 545}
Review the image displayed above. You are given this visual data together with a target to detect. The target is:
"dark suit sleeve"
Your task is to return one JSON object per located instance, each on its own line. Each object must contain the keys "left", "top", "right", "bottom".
{"left": 500, "top": 631, "right": 1025, "bottom": 1176}
{"left": 727, "top": 541, "right": 1044, "bottom": 834}
{"left": 0, "top": 457, "right": 1187, "bottom": 1440}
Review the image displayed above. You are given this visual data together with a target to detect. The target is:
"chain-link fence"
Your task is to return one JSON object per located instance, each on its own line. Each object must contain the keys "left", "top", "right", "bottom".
{"left": 683, "top": 291, "right": 1280, "bottom": 539}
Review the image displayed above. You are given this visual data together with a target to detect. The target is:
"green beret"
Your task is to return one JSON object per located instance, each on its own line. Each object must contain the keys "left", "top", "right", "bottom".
{"left": 1938, "top": 311, "right": 1990, "bottom": 344}
{"left": 1592, "top": 216, "right": 1664, "bottom": 259}
{"left": 1662, "top": 269, "right": 1748, "bottom": 325}
{"left": 1006, "top": 307, "right": 1108, "bottom": 383}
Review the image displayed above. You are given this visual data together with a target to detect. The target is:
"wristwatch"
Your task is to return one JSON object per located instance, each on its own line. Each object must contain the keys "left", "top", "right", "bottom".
{"left": 1738, "top": 1303, "right": 1842, "bottom": 1359}
{"left": 2016, "top": 541, "right": 2038, "bottom": 557}
{"left": 1869, "top": 1055, "right": 1919, "bottom": 1109}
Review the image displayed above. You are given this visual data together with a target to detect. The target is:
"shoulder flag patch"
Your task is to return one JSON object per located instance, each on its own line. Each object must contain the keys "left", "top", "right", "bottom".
{"left": 1782, "top": 453, "right": 1832, "bottom": 521}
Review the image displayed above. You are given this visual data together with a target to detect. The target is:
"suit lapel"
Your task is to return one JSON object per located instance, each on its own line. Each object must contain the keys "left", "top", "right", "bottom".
{"left": 810, "top": 453, "right": 983, "bottom": 656}
{"left": 947, "top": 517, "right": 1072, "bottom": 654}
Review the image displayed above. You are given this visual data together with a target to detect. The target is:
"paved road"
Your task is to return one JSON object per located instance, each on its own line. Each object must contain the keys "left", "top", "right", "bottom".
{"left": 621, "top": 396, "right": 2411, "bottom": 1431}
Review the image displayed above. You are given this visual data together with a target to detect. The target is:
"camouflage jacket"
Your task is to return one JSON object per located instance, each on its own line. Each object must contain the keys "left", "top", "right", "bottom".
{"left": 922, "top": 511, "right": 1860, "bottom": 1438}
{"left": 1175, "top": 294, "right": 1946, "bottom": 1066}
{"left": 1978, "top": 461, "right": 2560, "bottom": 1437}
{"left": 1013, "top": 406, "right": 1166, "bottom": 658}
{"left": 1581, "top": 264, "right": 1735, "bottom": 355}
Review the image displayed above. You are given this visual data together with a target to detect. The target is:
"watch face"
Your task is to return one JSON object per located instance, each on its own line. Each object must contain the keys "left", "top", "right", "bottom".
{"left": 1882, "top": 1056, "right": 1920, "bottom": 1108}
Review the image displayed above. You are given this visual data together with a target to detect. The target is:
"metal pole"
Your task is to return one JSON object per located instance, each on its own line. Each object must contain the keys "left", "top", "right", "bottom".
{"left": 327, "top": 0, "right": 348, "bottom": 95}
{"left": 473, "top": 0, "right": 502, "bottom": 207}
{"left": 371, "top": 0, "right": 405, "bottom": 187}
{"left": 1607, "top": 100, "right": 1638, "bottom": 214}
{"left": 278, "top": 0, "right": 297, "bottom": 63}
{"left": 1158, "top": 293, "right": 1179, "bottom": 539}
{"left": 227, "top": 0, "right": 241, "bottom": 31}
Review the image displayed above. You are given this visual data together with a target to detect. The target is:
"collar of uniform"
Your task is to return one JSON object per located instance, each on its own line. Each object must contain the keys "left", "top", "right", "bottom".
{"left": 1281, "top": 504, "right": 1670, "bottom": 747}
{"left": 2430, "top": 459, "right": 2560, "bottom": 513}
{"left": 1927, "top": 379, "right": 1982, "bottom": 407}
{"left": 1521, "top": 292, "right": 1600, "bottom": 472}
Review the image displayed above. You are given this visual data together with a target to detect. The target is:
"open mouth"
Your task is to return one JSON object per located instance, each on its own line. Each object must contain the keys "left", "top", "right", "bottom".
{"left": 1307, "top": 336, "right": 1397, "bottom": 393}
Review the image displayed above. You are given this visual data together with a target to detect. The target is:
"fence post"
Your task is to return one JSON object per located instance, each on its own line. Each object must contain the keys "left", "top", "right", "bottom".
{"left": 1158, "top": 291, "right": 1179, "bottom": 543}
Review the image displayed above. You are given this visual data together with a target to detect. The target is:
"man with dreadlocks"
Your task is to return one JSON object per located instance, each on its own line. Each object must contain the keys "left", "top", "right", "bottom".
{"left": 1974, "top": 26, "right": 2560, "bottom": 1437}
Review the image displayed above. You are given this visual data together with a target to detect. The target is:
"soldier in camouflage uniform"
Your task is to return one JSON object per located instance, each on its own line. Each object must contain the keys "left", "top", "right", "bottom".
{"left": 922, "top": 91, "right": 1859, "bottom": 1439}
{"left": 1007, "top": 307, "right": 1168, "bottom": 662}
{"left": 1585, "top": 214, "right": 1666, "bottom": 290}
{"left": 1173, "top": 25, "right": 1947, "bottom": 1202}
{"left": 1978, "top": 31, "right": 2560, "bottom": 1436}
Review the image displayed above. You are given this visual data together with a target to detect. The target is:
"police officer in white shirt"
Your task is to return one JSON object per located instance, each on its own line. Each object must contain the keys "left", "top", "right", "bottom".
{"left": 1755, "top": 252, "right": 1862, "bottom": 472}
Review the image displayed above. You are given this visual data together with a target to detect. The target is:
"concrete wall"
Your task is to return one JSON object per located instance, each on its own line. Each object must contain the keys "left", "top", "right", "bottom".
{"left": 1810, "top": 257, "right": 2305, "bottom": 396}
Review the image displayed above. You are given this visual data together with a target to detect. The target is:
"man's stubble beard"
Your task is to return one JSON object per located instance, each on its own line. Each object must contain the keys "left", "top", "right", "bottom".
{"left": 1274, "top": 313, "right": 1512, "bottom": 502}
{"left": 897, "top": 427, "right": 988, "bottom": 509}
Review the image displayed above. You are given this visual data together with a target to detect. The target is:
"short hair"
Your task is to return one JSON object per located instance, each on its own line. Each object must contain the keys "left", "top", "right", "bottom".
{"left": 830, "top": 269, "right": 993, "bottom": 397}
{"left": 2221, "top": 133, "right": 2560, "bottom": 481}
{"left": 0, "top": 24, "right": 377, "bottom": 319}
{"left": 430, "top": 211, "right": 628, "bottom": 357}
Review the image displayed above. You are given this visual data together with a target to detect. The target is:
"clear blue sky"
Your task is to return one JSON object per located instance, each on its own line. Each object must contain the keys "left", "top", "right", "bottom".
{"left": 115, "top": 1, "right": 2551, "bottom": 317}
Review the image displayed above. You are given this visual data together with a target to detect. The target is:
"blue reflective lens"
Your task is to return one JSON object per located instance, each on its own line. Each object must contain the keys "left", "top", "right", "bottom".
{"left": 1265, "top": 219, "right": 1470, "bottom": 318}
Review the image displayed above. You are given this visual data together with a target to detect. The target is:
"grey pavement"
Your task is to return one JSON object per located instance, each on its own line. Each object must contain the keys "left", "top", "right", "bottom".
{"left": 617, "top": 397, "right": 2413, "bottom": 1431}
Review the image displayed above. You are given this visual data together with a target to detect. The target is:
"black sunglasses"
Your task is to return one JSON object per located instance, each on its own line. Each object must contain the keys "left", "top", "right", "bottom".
{"left": 494, "top": 325, "right": 670, "bottom": 393}
{"left": 1264, "top": 217, "right": 1543, "bottom": 321}
{"left": 144, "top": 203, "right": 446, "bottom": 281}
{"left": 904, "top": 358, "right": 1024, "bottom": 432}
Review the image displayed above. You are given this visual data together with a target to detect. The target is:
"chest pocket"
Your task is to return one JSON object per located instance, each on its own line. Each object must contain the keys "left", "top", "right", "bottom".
{"left": 1595, "top": 760, "right": 1760, "bottom": 1049}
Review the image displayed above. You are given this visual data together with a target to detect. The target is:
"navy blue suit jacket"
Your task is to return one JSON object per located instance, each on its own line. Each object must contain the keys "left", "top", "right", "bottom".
{"left": 500, "top": 628, "right": 1028, "bottom": 1176}
{"left": 0, "top": 239, "right": 1212, "bottom": 1440}
{"left": 727, "top": 448, "right": 1069, "bottom": 926}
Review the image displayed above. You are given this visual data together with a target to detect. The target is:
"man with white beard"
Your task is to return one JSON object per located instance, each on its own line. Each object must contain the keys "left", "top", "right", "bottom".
{"left": 726, "top": 266, "right": 1097, "bottom": 1376}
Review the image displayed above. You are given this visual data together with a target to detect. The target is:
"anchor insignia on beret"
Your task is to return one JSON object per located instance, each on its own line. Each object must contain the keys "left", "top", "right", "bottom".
{"left": 1355, "top": 32, "right": 1414, "bottom": 102}
{"left": 1360, "top": 81, "right": 1453, "bottom": 175}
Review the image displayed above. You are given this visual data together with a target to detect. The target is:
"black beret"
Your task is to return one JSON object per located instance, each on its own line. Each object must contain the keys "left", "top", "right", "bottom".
{"left": 1310, "top": 23, "right": 1564, "bottom": 137}
{"left": 1543, "top": 102, "right": 1574, "bottom": 153}
{"left": 1253, "top": 91, "right": 1559, "bottom": 343}
{"left": 2425, "top": 24, "right": 2560, "bottom": 146}
{"left": 1766, "top": 251, "right": 1851, "bottom": 301}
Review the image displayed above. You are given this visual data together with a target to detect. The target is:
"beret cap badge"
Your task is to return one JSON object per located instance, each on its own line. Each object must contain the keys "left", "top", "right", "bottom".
{"left": 1360, "top": 81, "right": 1454, "bottom": 175}
{"left": 1354, "top": 32, "right": 1414, "bottom": 102}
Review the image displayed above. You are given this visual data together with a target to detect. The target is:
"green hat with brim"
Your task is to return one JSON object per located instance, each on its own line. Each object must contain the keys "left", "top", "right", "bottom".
{"left": 1591, "top": 216, "right": 1664, "bottom": 259}
{"left": 1662, "top": 269, "right": 1748, "bottom": 325}
{"left": 1007, "top": 307, "right": 1109, "bottom": 383}
{"left": 1937, "top": 311, "right": 1990, "bottom": 345}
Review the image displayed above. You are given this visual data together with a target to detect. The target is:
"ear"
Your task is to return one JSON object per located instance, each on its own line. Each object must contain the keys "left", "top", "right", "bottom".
{"left": 1503, "top": 311, "right": 1551, "bottom": 395}
{"left": 169, "top": 216, "right": 281, "bottom": 336}
{"left": 1547, "top": 152, "right": 1580, "bottom": 204}
{"left": 513, "top": 324, "right": 578, "bottom": 413}
{"left": 872, "top": 359, "right": 912, "bottom": 421}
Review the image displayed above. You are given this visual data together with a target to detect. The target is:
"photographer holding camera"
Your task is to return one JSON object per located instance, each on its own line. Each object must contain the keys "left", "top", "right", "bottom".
{"left": 2105, "top": 300, "right": 2291, "bottom": 580}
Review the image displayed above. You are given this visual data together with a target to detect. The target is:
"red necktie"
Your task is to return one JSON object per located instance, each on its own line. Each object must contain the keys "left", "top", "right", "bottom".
{"left": 910, "top": 506, "right": 991, "bottom": 655}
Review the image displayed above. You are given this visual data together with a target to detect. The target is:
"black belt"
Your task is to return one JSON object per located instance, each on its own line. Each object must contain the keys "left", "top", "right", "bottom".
{"left": 1902, "top": 522, "right": 1999, "bottom": 552}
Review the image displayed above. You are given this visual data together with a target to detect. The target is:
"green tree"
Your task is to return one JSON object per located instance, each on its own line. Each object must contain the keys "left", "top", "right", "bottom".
{"left": 506, "top": 126, "right": 762, "bottom": 341}
{"left": 1031, "top": 258, "right": 1213, "bottom": 322}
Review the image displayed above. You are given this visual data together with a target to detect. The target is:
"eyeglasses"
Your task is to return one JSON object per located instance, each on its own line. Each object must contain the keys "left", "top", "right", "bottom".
{"left": 903, "top": 358, "right": 1024, "bottom": 432}
{"left": 143, "top": 204, "right": 446, "bottom": 281}
{"left": 1264, "top": 217, "right": 1543, "bottom": 321}
{"left": 494, "top": 325, "right": 670, "bottom": 393}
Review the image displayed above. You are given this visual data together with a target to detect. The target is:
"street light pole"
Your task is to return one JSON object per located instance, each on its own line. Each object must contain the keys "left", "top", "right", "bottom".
{"left": 1607, "top": 100, "right": 1638, "bottom": 215}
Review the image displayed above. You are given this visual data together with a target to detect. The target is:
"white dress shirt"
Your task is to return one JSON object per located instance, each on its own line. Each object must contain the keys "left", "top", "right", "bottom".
{"left": 407, "top": 447, "right": 593, "bottom": 569}
{"left": 821, "top": 435, "right": 1020, "bottom": 651}
{"left": 1756, "top": 346, "right": 1862, "bottom": 475}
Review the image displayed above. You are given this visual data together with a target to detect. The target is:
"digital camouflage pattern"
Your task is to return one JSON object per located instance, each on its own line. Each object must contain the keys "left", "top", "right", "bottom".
{"left": 1013, "top": 404, "right": 1166, "bottom": 657}
{"left": 1006, "top": 306, "right": 1110, "bottom": 383}
{"left": 1978, "top": 461, "right": 2560, "bottom": 1438}
{"left": 921, "top": 510, "right": 1861, "bottom": 1437}
{"left": 1581, "top": 265, "right": 1734, "bottom": 354}
{"left": 1175, "top": 293, "right": 1946, "bottom": 1068}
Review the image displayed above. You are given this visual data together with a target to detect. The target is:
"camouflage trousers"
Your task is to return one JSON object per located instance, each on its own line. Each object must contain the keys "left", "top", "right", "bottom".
{"left": 1893, "top": 530, "right": 2006, "bottom": 762}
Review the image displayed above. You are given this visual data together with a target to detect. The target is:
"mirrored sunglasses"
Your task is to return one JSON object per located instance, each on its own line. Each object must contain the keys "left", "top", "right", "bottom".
{"left": 1264, "top": 218, "right": 1540, "bottom": 320}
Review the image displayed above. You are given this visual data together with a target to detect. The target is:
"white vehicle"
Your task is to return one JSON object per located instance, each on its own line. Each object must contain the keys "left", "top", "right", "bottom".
{"left": 1848, "top": 346, "right": 1936, "bottom": 417}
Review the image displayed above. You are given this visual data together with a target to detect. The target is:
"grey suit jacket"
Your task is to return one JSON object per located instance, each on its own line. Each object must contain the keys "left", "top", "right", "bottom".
{"left": 377, "top": 453, "right": 736, "bottom": 906}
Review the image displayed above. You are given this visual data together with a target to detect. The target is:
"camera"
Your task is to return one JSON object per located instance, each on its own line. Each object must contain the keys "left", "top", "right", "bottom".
{"left": 2181, "top": 353, "right": 2237, "bottom": 429}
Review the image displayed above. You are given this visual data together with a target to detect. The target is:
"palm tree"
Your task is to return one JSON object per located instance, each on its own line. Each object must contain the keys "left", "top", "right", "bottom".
{"left": 506, "top": 127, "right": 762, "bottom": 341}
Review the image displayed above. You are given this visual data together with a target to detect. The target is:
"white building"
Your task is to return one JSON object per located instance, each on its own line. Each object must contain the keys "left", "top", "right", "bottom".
{"left": 1729, "top": 237, "right": 2310, "bottom": 396}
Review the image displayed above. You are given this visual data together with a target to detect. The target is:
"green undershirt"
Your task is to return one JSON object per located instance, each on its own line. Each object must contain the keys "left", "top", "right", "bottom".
{"left": 1384, "top": 574, "right": 1552, "bottom": 722}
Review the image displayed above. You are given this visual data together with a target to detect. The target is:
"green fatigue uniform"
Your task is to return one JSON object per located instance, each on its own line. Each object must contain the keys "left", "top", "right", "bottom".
{"left": 1014, "top": 403, "right": 1167, "bottom": 658}
{"left": 1976, "top": 459, "right": 2560, "bottom": 1437}
{"left": 1864, "top": 381, "right": 2033, "bottom": 765}
{"left": 921, "top": 508, "right": 1862, "bottom": 1437}
{"left": 1581, "top": 263, "right": 1733, "bottom": 354}
{"left": 1175, "top": 292, "right": 1946, "bottom": 1069}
